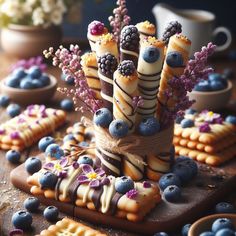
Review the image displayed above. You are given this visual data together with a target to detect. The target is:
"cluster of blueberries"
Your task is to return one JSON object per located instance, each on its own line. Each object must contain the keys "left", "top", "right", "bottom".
{"left": 93, "top": 108, "right": 161, "bottom": 138}
{"left": 194, "top": 73, "right": 228, "bottom": 92}
{"left": 5, "top": 66, "right": 50, "bottom": 90}
{"left": 158, "top": 156, "right": 198, "bottom": 202}
{"left": 0, "top": 94, "right": 21, "bottom": 117}
{"left": 61, "top": 73, "right": 75, "bottom": 85}
{"left": 12, "top": 199, "right": 59, "bottom": 231}
{"left": 155, "top": 202, "right": 236, "bottom": 236}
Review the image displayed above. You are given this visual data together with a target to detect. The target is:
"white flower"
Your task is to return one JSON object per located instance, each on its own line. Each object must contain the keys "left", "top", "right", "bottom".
{"left": 42, "top": 0, "right": 56, "bottom": 13}
{"left": 23, "top": 0, "right": 37, "bottom": 14}
{"left": 32, "top": 7, "right": 45, "bottom": 26}
{"left": 1, "top": 0, "right": 23, "bottom": 20}
{"left": 49, "top": 7, "right": 63, "bottom": 25}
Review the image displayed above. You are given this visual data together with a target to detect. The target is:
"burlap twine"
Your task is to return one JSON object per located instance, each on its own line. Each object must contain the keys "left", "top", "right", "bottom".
{"left": 82, "top": 116, "right": 174, "bottom": 164}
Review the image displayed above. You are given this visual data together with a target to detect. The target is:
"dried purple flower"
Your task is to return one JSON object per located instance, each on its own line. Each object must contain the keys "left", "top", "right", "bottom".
{"left": 108, "top": 0, "right": 131, "bottom": 43}
{"left": 44, "top": 45, "right": 102, "bottom": 114}
{"left": 199, "top": 123, "right": 211, "bottom": 133}
{"left": 0, "top": 128, "right": 5, "bottom": 134}
{"left": 132, "top": 96, "right": 144, "bottom": 112}
{"left": 10, "top": 131, "right": 20, "bottom": 139}
{"left": 143, "top": 181, "right": 151, "bottom": 188}
{"left": 126, "top": 189, "right": 138, "bottom": 199}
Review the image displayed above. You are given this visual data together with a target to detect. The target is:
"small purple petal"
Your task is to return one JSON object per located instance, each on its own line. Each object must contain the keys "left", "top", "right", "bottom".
{"left": 95, "top": 168, "right": 105, "bottom": 177}
{"left": 9, "top": 229, "right": 23, "bottom": 236}
{"left": 10, "top": 131, "right": 20, "bottom": 139}
{"left": 101, "top": 177, "right": 110, "bottom": 186}
{"left": 72, "top": 161, "right": 79, "bottom": 169}
{"left": 199, "top": 123, "right": 211, "bottom": 133}
{"left": 59, "top": 157, "right": 69, "bottom": 167}
{"left": 58, "top": 171, "right": 67, "bottom": 178}
{"left": 143, "top": 181, "right": 151, "bottom": 188}
{"left": 0, "top": 128, "right": 5, "bottom": 134}
{"left": 82, "top": 164, "right": 94, "bottom": 174}
{"left": 77, "top": 175, "right": 89, "bottom": 184}
{"left": 43, "top": 162, "right": 55, "bottom": 170}
{"left": 126, "top": 189, "right": 138, "bottom": 199}
{"left": 213, "top": 117, "right": 223, "bottom": 124}
{"left": 89, "top": 179, "right": 100, "bottom": 188}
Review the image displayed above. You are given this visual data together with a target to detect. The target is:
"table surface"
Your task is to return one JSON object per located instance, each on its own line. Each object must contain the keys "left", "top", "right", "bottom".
{"left": 0, "top": 52, "right": 236, "bottom": 236}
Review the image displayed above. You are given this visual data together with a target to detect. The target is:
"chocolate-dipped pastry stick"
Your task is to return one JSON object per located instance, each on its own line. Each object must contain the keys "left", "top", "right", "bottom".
{"left": 81, "top": 52, "right": 101, "bottom": 99}
{"left": 157, "top": 34, "right": 191, "bottom": 117}
{"left": 137, "top": 37, "right": 165, "bottom": 120}
{"left": 95, "top": 147, "right": 122, "bottom": 177}
{"left": 135, "top": 21, "right": 156, "bottom": 42}
{"left": 97, "top": 53, "right": 118, "bottom": 112}
{"left": 96, "top": 33, "right": 119, "bottom": 60}
{"left": 120, "top": 25, "right": 140, "bottom": 68}
{"left": 113, "top": 60, "right": 139, "bottom": 133}
{"left": 87, "top": 20, "right": 108, "bottom": 52}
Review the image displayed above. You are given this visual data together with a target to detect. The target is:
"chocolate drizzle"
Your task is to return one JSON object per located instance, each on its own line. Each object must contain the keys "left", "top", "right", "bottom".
{"left": 91, "top": 187, "right": 104, "bottom": 210}
{"left": 55, "top": 177, "right": 64, "bottom": 201}
{"left": 68, "top": 178, "right": 81, "bottom": 204}
{"left": 110, "top": 192, "right": 123, "bottom": 215}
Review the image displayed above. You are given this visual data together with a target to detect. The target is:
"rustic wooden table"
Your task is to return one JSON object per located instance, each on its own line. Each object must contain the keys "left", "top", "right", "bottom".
{"left": 0, "top": 52, "right": 235, "bottom": 236}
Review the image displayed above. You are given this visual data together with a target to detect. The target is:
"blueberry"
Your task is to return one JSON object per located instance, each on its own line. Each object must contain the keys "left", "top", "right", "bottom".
{"left": 210, "top": 80, "right": 226, "bottom": 91}
{"left": 0, "top": 95, "right": 10, "bottom": 107}
{"left": 215, "top": 228, "right": 235, "bottom": 236}
{"left": 63, "top": 134, "right": 76, "bottom": 143}
{"left": 185, "top": 108, "right": 197, "bottom": 115}
{"left": 212, "top": 218, "right": 235, "bottom": 233}
{"left": 159, "top": 173, "right": 181, "bottom": 191}
{"left": 19, "top": 78, "right": 35, "bottom": 89}
{"left": 194, "top": 80, "right": 211, "bottom": 91}
{"left": 6, "top": 150, "right": 21, "bottom": 163}
{"left": 32, "top": 79, "right": 44, "bottom": 88}
{"left": 7, "top": 103, "right": 21, "bottom": 117}
{"left": 12, "top": 210, "right": 32, "bottom": 230}
{"left": 61, "top": 73, "right": 74, "bottom": 85}
{"left": 25, "top": 157, "right": 42, "bottom": 175}
{"left": 23, "top": 197, "right": 40, "bottom": 212}
{"left": 172, "top": 162, "right": 193, "bottom": 183}
{"left": 209, "top": 73, "right": 223, "bottom": 82}
{"left": 45, "top": 143, "right": 64, "bottom": 159}
{"left": 175, "top": 116, "right": 184, "bottom": 124}
{"left": 39, "top": 171, "right": 58, "bottom": 189}
{"left": 153, "top": 232, "right": 169, "bottom": 236}
{"left": 5, "top": 76, "right": 20, "bottom": 88}
{"left": 166, "top": 51, "right": 183, "bottom": 67}
{"left": 225, "top": 115, "right": 236, "bottom": 125}
{"left": 176, "top": 156, "right": 191, "bottom": 163}
{"left": 78, "top": 155, "right": 93, "bottom": 165}
{"left": 181, "top": 159, "right": 198, "bottom": 178}
{"left": 199, "top": 231, "right": 215, "bottom": 236}
{"left": 109, "top": 119, "right": 129, "bottom": 138}
{"left": 180, "top": 118, "right": 194, "bottom": 128}
{"left": 93, "top": 108, "right": 113, "bottom": 128}
{"left": 28, "top": 66, "right": 42, "bottom": 79}
{"left": 39, "top": 74, "right": 50, "bottom": 86}
{"left": 12, "top": 67, "right": 26, "bottom": 80}
{"left": 60, "top": 99, "right": 74, "bottom": 111}
{"left": 223, "top": 68, "right": 234, "bottom": 79}
{"left": 181, "top": 223, "right": 191, "bottom": 236}
{"left": 142, "top": 46, "right": 160, "bottom": 63}
{"left": 38, "top": 136, "right": 55, "bottom": 152}
{"left": 115, "top": 176, "right": 134, "bottom": 194}
{"left": 43, "top": 206, "right": 59, "bottom": 222}
{"left": 163, "top": 185, "right": 181, "bottom": 202}
{"left": 138, "top": 117, "right": 160, "bottom": 136}
{"left": 78, "top": 141, "right": 89, "bottom": 148}
{"left": 215, "top": 202, "right": 235, "bottom": 214}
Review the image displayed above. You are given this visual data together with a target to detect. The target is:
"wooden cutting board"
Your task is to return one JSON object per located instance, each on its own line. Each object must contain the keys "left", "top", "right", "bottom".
{"left": 10, "top": 159, "right": 236, "bottom": 235}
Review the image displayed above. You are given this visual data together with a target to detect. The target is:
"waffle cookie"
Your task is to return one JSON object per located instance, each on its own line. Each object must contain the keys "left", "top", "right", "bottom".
{"left": 37, "top": 218, "right": 107, "bottom": 236}
{"left": 27, "top": 158, "right": 160, "bottom": 222}
{"left": 0, "top": 105, "right": 66, "bottom": 151}
{"left": 174, "top": 110, "right": 236, "bottom": 165}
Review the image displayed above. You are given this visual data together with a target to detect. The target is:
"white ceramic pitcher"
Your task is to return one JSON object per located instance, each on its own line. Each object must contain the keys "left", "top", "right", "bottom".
{"left": 152, "top": 3, "right": 232, "bottom": 56}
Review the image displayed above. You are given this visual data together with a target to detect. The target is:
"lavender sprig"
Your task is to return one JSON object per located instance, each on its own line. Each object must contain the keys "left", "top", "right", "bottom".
{"left": 43, "top": 45, "right": 102, "bottom": 113}
{"left": 161, "top": 42, "right": 216, "bottom": 126}
{"left": 108, "top": 0, "right": 131, "bottom": 43}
